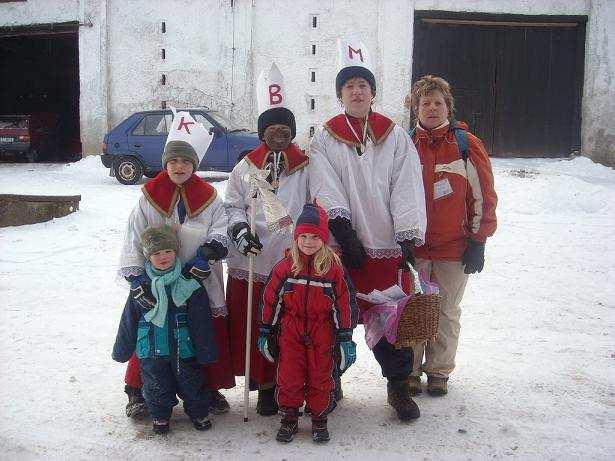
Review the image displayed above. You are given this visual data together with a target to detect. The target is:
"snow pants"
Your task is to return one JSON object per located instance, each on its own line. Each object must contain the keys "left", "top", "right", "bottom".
{"left": 276, "top": 314, "right": 337, "bottom": 418}
{"left": 125, "top": 316, "right": 235, "bottom": 391}
{"left": 227, "top": 276, "right": 277, "bottom": 387}
{"left": 411, "top": 258, "right": 469, "bottom": 379}
{"left": 348, "top": 255, "right": 414, "bottom": 380}
{"left": 140, "top": 356, "right": 210, "bottom": 421}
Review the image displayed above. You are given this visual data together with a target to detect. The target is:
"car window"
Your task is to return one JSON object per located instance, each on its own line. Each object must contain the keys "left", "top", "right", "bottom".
{"left": 191, "top": 113, "right": 214, "bottom": 130}
{"left": 132, "top": 114, "right": 169, "bottom": 136}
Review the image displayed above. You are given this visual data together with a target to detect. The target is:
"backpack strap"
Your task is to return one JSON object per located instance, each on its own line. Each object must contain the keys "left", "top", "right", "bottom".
{"left": 408, "top": 127, "right": 416, "bottom": 139}
{"left": 408, "top": 125, "right": 468, "bottom": 163}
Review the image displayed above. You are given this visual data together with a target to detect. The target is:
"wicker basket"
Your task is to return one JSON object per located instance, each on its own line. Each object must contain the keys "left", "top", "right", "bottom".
{"left": 394, "top": 291, "right": 441, "bottom": 349}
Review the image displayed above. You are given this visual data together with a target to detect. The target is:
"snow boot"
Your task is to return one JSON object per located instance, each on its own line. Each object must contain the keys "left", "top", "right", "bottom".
{"left": 408, "top": 375, "right": 423, "bottom": 396}
{"left": 333, "top": 374, "right": 344, "bottom": 401}
{"left": 192, "top": 416, "right": 212, "bottom": 431}
{"left": 311, "top": 418, "right": 330, "bottom": 443}
{"left": 276, "top": 408, "right": 299, "bottom": 443}
{"left": 387, "top": 379, "right": 420, "bottom": 421}
{"left": 124, "top": 385, "right": 148, "bottom": 418}
{"left": 152, "top": 419, "right": 169, "bottom": 435}
{"left": 256, "top": 387, "right": 279, "bottom": 416}
{"left": 427, "top": 376, "right": 448, "bottom": 396}
{"left": 210, "top": 390, "right": 230, "bottom": 414}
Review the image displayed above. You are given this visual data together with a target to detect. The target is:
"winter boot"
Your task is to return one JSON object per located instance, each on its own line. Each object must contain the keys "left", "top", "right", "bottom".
{"left": 152, "top": 419, "right": 169, "bottom": 435}
{"left": 427, "top": 376, "right": 448, "bottom": 396}
{"left": 276, "top": 408, "right": 299, "bottom": 443}
{"left": 210, "top": 390, "right": 230, "bottom": 414}
{"left": 124, "top": 385, "right": 148, "bottom": 418}
{"left": 192, "top": 416, "right": 212, "bottom": 431}
{"left": 387, "top": 379, "right": 420, "bottom": 421}
{"left": 311, "top": 418, "right": 330, "bottom": 443}
{"left": 408, "top": 375, "right": 423, "bottom": 396}
{"left": 333, "top": 374, "right": 344, "bottom": 401}
{"left": 256, "top": 387, "right": 279, "bottom": 416}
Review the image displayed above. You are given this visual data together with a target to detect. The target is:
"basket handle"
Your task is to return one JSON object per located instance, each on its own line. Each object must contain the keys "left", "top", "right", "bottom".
{"left": 398, "top": 268, "right": 423, "bottom": 295}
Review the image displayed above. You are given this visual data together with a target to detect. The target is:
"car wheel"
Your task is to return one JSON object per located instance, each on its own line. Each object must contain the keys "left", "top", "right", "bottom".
{"left": 26, "top": 149, "right": 38, "bottom": 163}
{"left": 144, "top": 170, "right": 161, "bottom": 179}
{"left": 114, "top": 157, "right": 144, "bottom": 185}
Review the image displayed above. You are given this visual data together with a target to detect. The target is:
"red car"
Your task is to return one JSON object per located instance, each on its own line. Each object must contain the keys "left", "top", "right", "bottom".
{"left": 0, "top": 113, "right": 63, "bottom": 162}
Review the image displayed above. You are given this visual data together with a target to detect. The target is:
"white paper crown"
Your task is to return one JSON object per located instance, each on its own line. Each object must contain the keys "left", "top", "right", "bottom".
{"left": 337, "top": 37, "right": 374, "bottom": 74}
{"left": 164, "top": 109, "right": 214, "bottom": 165}
{"left": 257, "top": 63, "right": 287, "bottom": 115}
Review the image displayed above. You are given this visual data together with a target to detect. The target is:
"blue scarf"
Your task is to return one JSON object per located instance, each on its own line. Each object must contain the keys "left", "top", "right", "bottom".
{"left": 144, "top": 258, "right": 201, "bottom": 328}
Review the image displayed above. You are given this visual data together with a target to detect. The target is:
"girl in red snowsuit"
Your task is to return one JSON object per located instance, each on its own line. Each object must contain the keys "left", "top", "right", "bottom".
{"left": 258, "top": 203, "right": 358, "bottom": 443}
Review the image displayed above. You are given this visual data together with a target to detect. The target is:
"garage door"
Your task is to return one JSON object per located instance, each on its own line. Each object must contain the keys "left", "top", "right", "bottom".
{"left": 412, "top": 12, "right": 586, "bottom": 157}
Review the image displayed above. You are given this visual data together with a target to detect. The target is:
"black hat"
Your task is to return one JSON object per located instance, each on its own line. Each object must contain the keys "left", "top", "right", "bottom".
{"left": 335, "top": 66, "right": 376, "bottom": 98}
{"left": 257, "top": 107, "right": 296, "bottom": 141}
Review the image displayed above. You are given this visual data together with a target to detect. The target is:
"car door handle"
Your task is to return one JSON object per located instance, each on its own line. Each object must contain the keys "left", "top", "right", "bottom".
{"left": 133, "top": 144, "right": 142, "bottom": 147}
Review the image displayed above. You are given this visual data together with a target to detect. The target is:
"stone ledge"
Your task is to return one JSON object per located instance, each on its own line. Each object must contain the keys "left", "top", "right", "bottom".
{"left": 0, "top": 194, "right": 81, "bottom": 228}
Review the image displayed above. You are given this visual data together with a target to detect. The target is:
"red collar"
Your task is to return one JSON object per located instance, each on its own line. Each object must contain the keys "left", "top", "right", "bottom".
{"left": 142, "top": 171, "right": 217, "bottom": 218}
{"left": 324, "top": 112, "right": 395, "bottom": 148}
{"left": 244, "top": 142, "right": 309, "bottom": 174}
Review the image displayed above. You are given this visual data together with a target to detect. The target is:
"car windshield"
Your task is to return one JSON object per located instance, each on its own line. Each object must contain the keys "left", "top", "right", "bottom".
{"left": 206, "top": 111, "right": 246, "bottom": 132}
{"left": 0, "top": 117, "right": 28, "bottom": 129}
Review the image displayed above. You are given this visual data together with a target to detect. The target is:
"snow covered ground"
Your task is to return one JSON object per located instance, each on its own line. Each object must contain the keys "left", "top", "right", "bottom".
{"left": 0, "top": 155, "right": 614, "bottom": 460}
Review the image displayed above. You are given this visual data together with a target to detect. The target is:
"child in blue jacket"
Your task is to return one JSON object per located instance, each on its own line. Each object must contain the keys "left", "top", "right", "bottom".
{"left": 113, "top": 224, "right": 218, "bottom": 434}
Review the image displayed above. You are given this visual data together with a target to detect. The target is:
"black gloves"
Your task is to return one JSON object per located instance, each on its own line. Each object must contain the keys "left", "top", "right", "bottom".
{"left": 199, "top": 240, "right": 228, "bottom": 261}
{"left": 130, "top": 280, "right": 156, "bottom": 310}
{"left": 462, "top": 240, "right": 485, "bottom": 274}
{"left": 182, "top": 255, "right": 211, "bottom": 281}
{"left": 398, "top": 239, "right": 416, "bottom": 270}
{"left": 328, "top": 217, "right": 367, "bottom": 269}
{"left": 231, "top": 222, "right": 263, "bottom": 257}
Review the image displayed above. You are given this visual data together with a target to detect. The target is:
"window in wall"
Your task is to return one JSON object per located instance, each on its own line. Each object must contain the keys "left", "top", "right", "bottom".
{"left": 309, "top": 126, "right": 316, "bottom": 137}
{"left": 161, "top": 48, "right": 166, "bottom": 59}
{"left": 161, "top": 21, "right": 166, "bottom": 33}
{"left": 311, "top": 15, "right": 317, "bottom": 28}
{"left": 311, "top": 44, "right": 316, "bottom": 55}
{"left": 161, "top": 74, "right": 167, "bottom": 85}
{"left": 310, "top": 70, "right": 316, "bottom": 83}
{"left": 310, "top": 98, "right": 315, "bottom": 110}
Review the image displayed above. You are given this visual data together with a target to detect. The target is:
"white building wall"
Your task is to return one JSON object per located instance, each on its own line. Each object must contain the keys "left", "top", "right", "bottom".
{"left": 0, "top": 0, "right": 79, "bottom": 25}
{"left": 414, "top": 0, "right": 588, "bottom": 15}
{"left": 582, "top": 0, "right": 615, "bottom": 167}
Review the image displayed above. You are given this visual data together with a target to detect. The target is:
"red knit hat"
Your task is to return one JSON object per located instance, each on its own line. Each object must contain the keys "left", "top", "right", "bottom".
{"left": 294, "top": 203, "right": 329, "bottom": 243}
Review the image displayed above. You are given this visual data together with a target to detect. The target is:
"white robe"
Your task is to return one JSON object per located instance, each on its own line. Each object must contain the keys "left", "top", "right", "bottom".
{"left": 119, "top": 193, "right": 229, "bottom": 315}
{"left": 224, "top": 158, "right": 310, "bottom": 283}
{"left": 308, "top": 123, "right": 426, "bottom": 258}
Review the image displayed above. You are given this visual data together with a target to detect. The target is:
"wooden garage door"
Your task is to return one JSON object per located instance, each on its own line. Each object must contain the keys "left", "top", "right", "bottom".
{"left": 412, "top": 12, "right": 586, "bottom": 157}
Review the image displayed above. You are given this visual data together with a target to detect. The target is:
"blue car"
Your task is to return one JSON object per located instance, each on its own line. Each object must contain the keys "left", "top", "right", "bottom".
{"left": 101, "top": 108, "right": 260, "bottom": 184}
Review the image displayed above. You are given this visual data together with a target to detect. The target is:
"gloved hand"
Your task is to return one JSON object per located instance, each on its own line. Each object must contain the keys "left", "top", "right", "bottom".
{"left": 257, "top": 326, "right": 278, "bottom": 363}
{"left": 231, "top": 222, "right": 263, "bottom": 257}
{"left": 328, "top": 217, "right": 367, "bottom": 269}
{"left": 198, "top": 240, "right": 228, "bottom": 262}
{"left": 336, "top": 330, "right": 356, "bottom": 373}
{"left": 182, "top": 255, "right": 211, "bottom": 281}
{"left": 130, "top": 279, "right": 156, "bottom": 310}
{"left": 398, "top": 239, "right": 416, "bottom": 271}
{"left": 462, "top": 240, "right": 485, "bottom": 274}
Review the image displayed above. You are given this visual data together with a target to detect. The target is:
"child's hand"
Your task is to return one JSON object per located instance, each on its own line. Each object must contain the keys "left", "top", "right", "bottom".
{"left": 183, "top": 256, "right": 211, "bottom": 282}
{"left": 130, "top": 282, "right": 156, "bottom": 310}
{"left": 257, "top": 326, "right": 278, "bottom": 363}
{"left": 336, "top": 330, "right": 356, "bottom": 373}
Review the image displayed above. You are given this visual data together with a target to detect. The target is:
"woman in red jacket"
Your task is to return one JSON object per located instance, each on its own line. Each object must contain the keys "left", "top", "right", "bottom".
{"left": 257, "top": 203, "right": 358, "bottom": 444}
{"left": 405, "top": 75, "right": 498, "bottom": 396}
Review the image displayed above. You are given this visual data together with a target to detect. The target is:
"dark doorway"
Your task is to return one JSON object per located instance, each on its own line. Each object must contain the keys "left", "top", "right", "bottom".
{"left": 0, "top": 22, "right": 81, "bottom": 162}
{"left": 412, "top": 12, "right": 586, "bottom": 157}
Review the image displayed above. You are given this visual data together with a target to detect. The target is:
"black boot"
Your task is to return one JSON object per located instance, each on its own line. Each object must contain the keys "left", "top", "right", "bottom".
{"left": 333, "top": 374, "right": 344, "bottom": 401}
{"left": 209, "top": 390, "right": 230, "bottom": 415}
{"left": 152, "top": 419, "right": 169, "bottom": 434}
{"left": 124, "top": 385, "right": 147, "bottom": 418}
{"left": 256, "top": 387, "right": 279, "bottom": 416}
{"left": 192, "top": 416, "right": 212, "bottom": 431}
{"left": 311, "top": 417, "right": 330, "bottom": 443}
{"left": 276, "top": 408, "right": 299, "bottom": 443}
{"left": 387, "top": 379, "right": 420, "bottom": 421}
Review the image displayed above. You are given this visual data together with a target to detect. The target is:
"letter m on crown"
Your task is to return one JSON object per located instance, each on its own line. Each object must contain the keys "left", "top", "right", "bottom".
{"left": 348, "top": 45, "right": 364, "bottom": 62}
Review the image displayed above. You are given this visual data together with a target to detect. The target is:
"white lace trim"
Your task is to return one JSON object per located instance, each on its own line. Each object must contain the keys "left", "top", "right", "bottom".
{"left": 228, "top": 267, "right": 270, "bottom": 284}
{"left": 365, "top": 248, "right": 402, "bottom": 259}
{"left": 327, "top": 208, "right": 351, "bottom": 221}
{"left": 395, "top": 229, "right": 425, "bottom": 246}
{"left": 207, "top": 233, "right": 230, "bottom": 248}
{"left": 211, "top": 304, "right": 228, "bottom": 318}
{"left": 120, "top": 266, "right": 144, "bottom": 278}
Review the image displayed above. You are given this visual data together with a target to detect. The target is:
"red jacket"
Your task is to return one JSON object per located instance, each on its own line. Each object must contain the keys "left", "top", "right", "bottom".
{"left": 412, "top": 122, "right": 497, "bottom": 260}
{"left": 260, "top": 252, "right": 357, "bottom": 335}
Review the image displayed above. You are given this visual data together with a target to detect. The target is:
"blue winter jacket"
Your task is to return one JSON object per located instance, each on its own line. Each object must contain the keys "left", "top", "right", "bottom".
{"left": 112, "top": 282, "right": 218, "bottom": 365}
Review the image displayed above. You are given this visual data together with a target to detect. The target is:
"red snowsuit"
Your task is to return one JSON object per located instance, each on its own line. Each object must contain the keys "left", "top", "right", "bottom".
{"left": 260, "top": 252, "right": 357, "bottom": 417}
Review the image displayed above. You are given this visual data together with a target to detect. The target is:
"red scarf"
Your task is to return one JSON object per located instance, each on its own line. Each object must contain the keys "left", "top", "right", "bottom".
{"left": 142, "top": 171, "right": 216, "bottom": 218}
{"left": 324, "top": 111, "right": 395, "bottom": 148}
{"left": 244, "top": 142, "right": 309, "bottom": 174}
